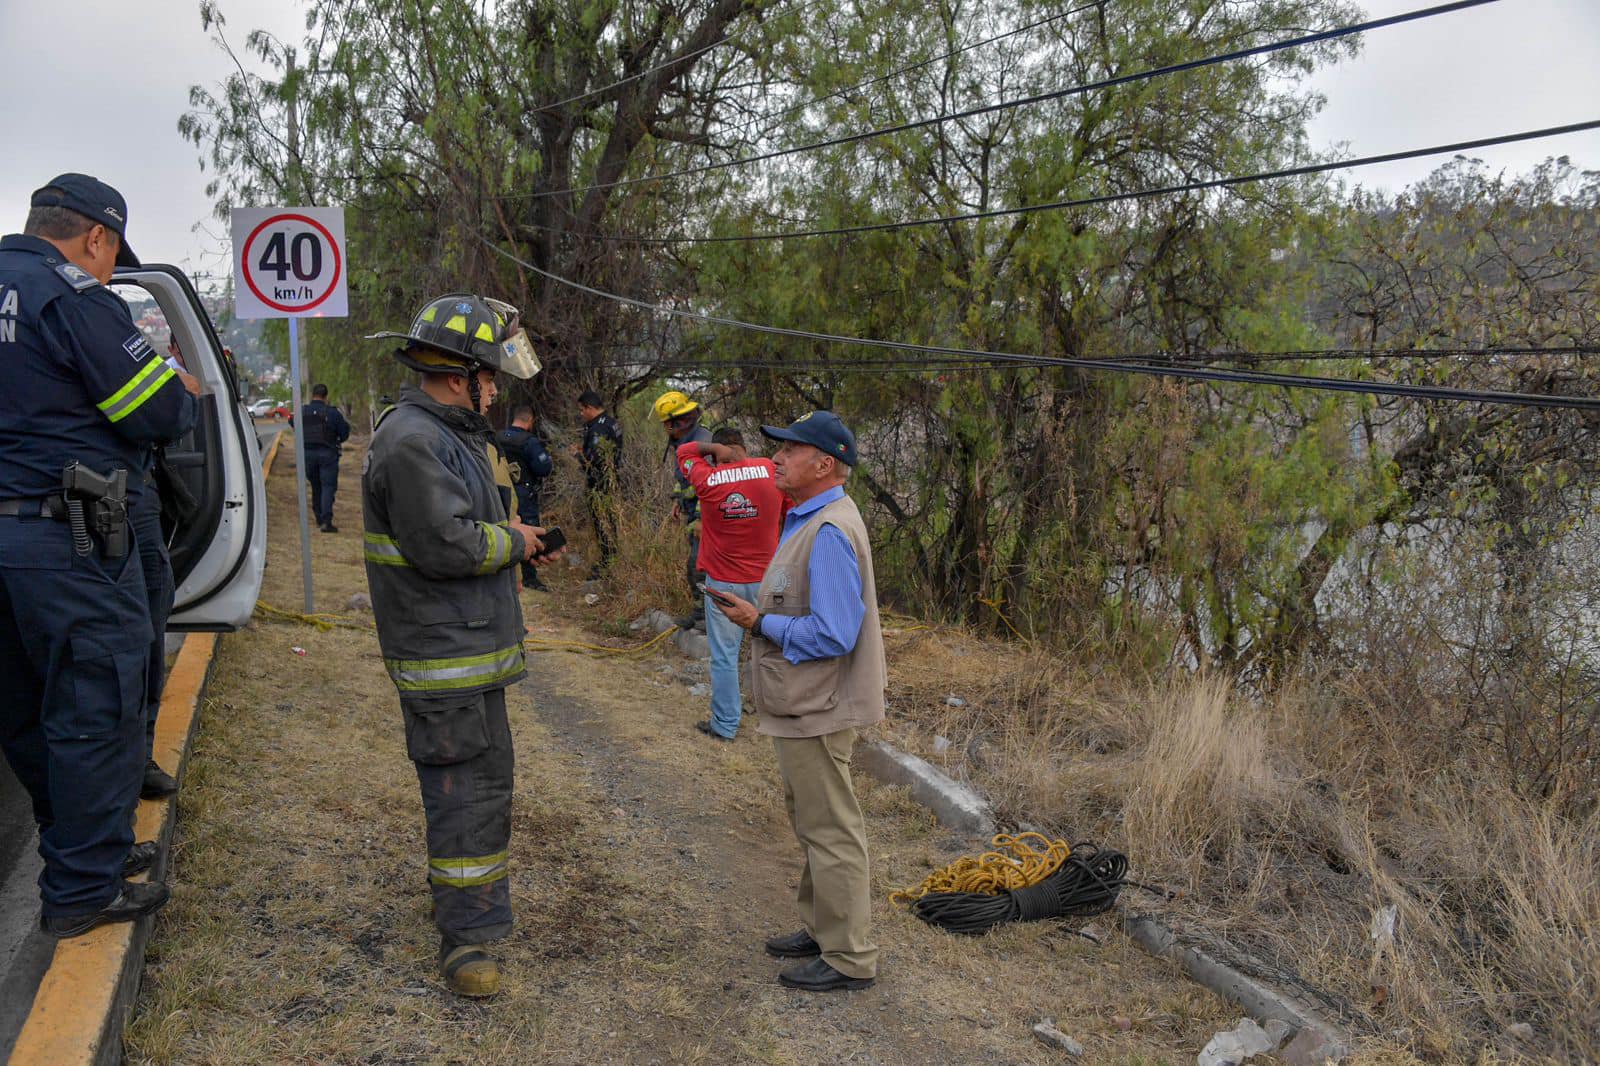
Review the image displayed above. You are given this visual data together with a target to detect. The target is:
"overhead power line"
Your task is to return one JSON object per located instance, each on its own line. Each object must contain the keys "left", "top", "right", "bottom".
{"left": 485, "top": 240, "right": 1600, "bottom": 411}
{"left": 582, "top": 118, "right": 1600, "bottom": 242}
{"left": 718, "top": 0, "right": 1107, "bottom": 140}
{"left": 502, "top": 0, "right": 1500, "bottom": 203}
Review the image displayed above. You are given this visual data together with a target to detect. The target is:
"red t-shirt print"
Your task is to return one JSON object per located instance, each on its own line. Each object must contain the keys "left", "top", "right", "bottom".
{"left": 677, "top": 443, "right": 790, "bottom": 583}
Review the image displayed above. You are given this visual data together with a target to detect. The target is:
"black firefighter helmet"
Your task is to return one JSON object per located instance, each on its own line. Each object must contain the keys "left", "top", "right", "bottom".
{"left": 368, "top": 293, "right": 541, "bottom": 380}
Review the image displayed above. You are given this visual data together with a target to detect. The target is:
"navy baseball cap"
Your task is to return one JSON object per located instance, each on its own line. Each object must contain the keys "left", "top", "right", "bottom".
{"left": 30, "top": 173, "right": 140, "bottom": 268}
{"left": 761, "top": 410, "right": 859, "bottom": 466}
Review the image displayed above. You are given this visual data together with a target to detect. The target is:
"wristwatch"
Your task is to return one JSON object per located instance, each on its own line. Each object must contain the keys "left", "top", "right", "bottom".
{"left": 752, "top": 612, "right": 767, "bottom": 636}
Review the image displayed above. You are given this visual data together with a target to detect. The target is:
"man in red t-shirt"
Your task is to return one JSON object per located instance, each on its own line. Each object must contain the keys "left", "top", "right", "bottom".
{"left": 678, "top": 427, "right": 789, "bottom": 739}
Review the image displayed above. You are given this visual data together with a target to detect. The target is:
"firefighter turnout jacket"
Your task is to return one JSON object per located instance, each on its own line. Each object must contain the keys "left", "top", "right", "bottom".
{"left": 361, "top": 385, "right": 528, "bottom": 697}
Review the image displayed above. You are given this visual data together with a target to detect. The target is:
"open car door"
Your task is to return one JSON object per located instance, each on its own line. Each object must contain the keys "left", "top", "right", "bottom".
{"left": 110, "top": 266, "right": 266, "bottom": 630}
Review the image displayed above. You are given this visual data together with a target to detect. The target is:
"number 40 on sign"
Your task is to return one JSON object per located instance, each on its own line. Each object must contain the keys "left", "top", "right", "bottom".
{"left": 231, "top": 206, "right": 348, "bottom": 320}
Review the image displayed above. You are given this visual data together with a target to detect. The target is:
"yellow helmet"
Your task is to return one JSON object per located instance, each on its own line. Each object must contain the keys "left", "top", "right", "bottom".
{"left": 652, "top": 390, "right": 699, "bottom": 422}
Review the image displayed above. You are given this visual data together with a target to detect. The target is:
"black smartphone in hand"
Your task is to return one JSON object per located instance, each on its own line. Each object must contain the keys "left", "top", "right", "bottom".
{"left": 532, "top": 526, "right": 566, "bottom": 559}
{"left": 697, "top": 581, "right": 736, "bottom": 606}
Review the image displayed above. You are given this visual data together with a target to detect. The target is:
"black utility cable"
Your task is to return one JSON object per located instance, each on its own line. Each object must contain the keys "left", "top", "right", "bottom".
{"left": 718, "top": 0, "right": 1107, "bottom": 139}
{"left": 503, "top": 0, "right": 1499, "bottom": 201}
{"left": 591, "top": 118, "right": 1600, "bottom": 242}
{"left": 484, "top": 239, "right": 1600, "bottom": 411}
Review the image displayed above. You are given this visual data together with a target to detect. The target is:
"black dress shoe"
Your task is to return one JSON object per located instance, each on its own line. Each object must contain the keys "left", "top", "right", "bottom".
{"left": 141, "top": 759, "right": 178, "bottom": 798}
{"left": 122, "top": 841, "right": 160, "bottom": 876}
{"left": 695, "top": 720, "right": 733, "bottom": 742}
{"left": 777, "top": 956, "right": 875, "bottom": 992}
{"left": 320, "top": 522, "right": 339, "bottom": 533}
{"left": 42, "top": 880, "right": 170, "bottom": 938}
{"left": 764, "top": 929, "right": 820, "bottom": 958}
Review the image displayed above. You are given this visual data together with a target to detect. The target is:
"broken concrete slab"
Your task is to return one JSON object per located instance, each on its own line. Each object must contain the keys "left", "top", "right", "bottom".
{"left": 854, "top": 741, "right": 994, "bottom": 836}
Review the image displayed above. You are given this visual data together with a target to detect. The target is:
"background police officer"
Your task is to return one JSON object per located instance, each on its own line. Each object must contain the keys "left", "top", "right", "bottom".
{"left": 575, "top": 389, "right": 623, "bottom": 580}
{"left": 293, "top": 382, "right": 351, "bottom": 532}
{"left": 0, "top": 174, "right": 198, "bottom": 937}
{"left": 363, "top": 293, "right": 555, "bottom": 997}
{"left": 495, "top": 403, "right": 553, "bottom": 590}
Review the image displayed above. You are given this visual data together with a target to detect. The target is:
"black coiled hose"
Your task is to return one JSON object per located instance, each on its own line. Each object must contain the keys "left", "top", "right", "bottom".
{"left": 909, "top": 844, "right": 1132, "bottom": 936}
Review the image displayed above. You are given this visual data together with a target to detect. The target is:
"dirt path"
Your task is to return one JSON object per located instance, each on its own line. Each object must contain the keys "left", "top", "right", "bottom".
{"left": 126, "top": 440, "right": 1228, "bottom": 1064}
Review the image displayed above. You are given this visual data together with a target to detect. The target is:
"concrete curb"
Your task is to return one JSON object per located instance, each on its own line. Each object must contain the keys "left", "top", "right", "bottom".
{"left": 8, "top": 633, "right": 218, "bottom": 1066}
{"left": 1124, "top": 916, "right": 1354, "bottom": 1064}
{"left": 854, "top": 741, "right": 994, "bottom": 837}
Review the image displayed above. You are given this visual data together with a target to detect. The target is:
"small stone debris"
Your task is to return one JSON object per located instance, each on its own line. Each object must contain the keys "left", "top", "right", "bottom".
{"left": 1113, "top": 1016, "right": 1133, "bottom": 1032}
{"left": 583, "top": 593, "right": 600, "bottom": 606}
{"left": 944, "top": 695, "right": 967, "bottom": 707}
{"left": 346, "top": 592, "right": 372, "bottom": 612}
{"left": 932, "top": 735, "right": 952, "bottom": 754}
{"left": 1032, "top": 1018, "right": 1085, "bottom": 1056}
{"left": 689, "top": 682, "right": 710, "bottom": 698}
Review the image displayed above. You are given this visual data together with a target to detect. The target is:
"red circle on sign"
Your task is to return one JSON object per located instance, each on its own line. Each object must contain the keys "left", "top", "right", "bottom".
{"left": 241, "top": 213, "right": 343, "bottom": 314}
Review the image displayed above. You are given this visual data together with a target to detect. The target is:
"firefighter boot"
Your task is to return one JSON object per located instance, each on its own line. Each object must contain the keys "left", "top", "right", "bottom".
{"left": 442, "top": 942, "right": 501, "bottom": 998}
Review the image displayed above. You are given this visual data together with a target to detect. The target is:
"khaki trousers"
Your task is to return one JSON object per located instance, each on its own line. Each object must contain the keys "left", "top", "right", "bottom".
{"left": 772, "top": 728, "right": 878, "bottom": 978}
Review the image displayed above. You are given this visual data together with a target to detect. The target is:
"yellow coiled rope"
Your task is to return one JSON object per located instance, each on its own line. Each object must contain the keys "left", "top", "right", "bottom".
{"left": 890, "top": 832, "right": 1072, "bottom": 904}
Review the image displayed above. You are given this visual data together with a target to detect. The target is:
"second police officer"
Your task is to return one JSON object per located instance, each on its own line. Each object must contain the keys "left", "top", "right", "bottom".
{"left": 495, "top": 403, "right": 553, "bottom": 590}
{"left": 0, "top": 174, "right": 199, "bottom": 937}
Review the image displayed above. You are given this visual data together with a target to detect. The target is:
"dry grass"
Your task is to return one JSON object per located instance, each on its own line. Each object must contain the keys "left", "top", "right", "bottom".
{"left": 879, "top": 621, "right": 1600, "bottom": 1062}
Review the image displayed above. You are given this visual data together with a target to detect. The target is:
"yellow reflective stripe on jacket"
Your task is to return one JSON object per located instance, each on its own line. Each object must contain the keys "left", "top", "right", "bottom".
{"left": 384, "top": 645, "right": 524, "bottom": 692}
{"left": 98, "top": 357, "right": 175, "bottom": 424}
{"left": 475, "top": 521, "right": 512, "bottom": 575}
{"left": 363, "top": 530, "right": 411, "bottom": 567}
{"left": 429, "top": 851, "right": 509, "bottom": 888}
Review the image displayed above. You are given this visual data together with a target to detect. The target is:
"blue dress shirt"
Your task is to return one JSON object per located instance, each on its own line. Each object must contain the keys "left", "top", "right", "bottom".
{"left": 758, "top": 486, "right": 865, "bottom": 664}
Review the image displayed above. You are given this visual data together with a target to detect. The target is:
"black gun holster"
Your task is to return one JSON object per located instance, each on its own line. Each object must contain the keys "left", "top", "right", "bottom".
{"left": 61, "top": 461, "right": 130, "bottom": 559}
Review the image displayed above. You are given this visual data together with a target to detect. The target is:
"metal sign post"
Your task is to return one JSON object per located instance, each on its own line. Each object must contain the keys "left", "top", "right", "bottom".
{"left": 287, "top": 317, "right": 315, "bottom": 613}
{"left": 231, "top": 205, "right": 349, "bottom": 616}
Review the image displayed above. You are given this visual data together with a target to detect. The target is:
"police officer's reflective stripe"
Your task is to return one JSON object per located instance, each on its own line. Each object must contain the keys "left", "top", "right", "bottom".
{"left": 428, "top": 851, "right": 509, "bottom": 888}
{"left": 363, "top": 531, "right": 410, "bottom": 567}
{"left": 384, "top": 645, "right": 524, "bottom": 692}
{"left": 475, "top": 521, "right": 512, "bottom": 575}
{"left": 97, "top": 358, "right": 175, "bottom": 424}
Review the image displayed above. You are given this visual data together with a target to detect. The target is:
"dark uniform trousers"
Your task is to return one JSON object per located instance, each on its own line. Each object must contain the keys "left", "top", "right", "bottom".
{"left": 512, "top": 482, "right": 540, "bottom": 527}
{"left": 404, "top": 687, "right": 514, "bottom": 945}
{"left": 133, "top": 482, "right": 174, "bottom": 758}
{"left": 0, "top": 515, "right": 151, "bottom": 916}
{"left": 304, "top": 444, "right": 340, "bottom": 528}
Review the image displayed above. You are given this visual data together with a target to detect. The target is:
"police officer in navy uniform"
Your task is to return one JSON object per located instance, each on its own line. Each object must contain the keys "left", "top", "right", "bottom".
{"left": 0, "top": 174, "right": 199, "bottom": 937}
{"left": 576, "top": 389, "right": 623, "bottom": 580}
{"left": 495, "top": 403, "right": 553, "bottom": 590}
{"left": 294, "top": 383, "right": 352, "bottom": 532}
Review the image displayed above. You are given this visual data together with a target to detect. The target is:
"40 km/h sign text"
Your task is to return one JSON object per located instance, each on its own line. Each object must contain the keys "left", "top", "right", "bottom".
{"left": 231, "top": 206, "right": 349, "bottom": 320}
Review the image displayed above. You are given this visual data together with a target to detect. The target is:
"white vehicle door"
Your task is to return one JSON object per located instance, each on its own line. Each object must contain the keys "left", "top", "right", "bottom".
{"left": 109, "top": 266, "right": 266, "bottom": 629}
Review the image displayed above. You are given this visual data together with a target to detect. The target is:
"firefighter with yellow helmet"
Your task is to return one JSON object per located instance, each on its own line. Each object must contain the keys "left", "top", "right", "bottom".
{"left": 654, "top": 390, "right": 712, "bottom": 628}
{"left": 362, "top": 293, "right": 557, "bottom": 997}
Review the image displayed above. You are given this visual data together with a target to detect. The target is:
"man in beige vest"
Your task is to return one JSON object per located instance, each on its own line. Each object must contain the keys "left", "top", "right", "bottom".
{"left": 716, "top": 411, "right": 887, "bottom": 992}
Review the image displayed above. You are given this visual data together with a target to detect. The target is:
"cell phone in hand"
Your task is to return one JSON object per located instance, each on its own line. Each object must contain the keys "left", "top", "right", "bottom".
{"left": 697, "top": 581, "right": 736, "bottom": 605}
{"left": 532, "top": 526, "right": 566, "bottom": 558}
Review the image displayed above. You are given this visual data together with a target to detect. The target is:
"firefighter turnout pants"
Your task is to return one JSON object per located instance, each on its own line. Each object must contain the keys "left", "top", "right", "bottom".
{"left": 403, "top": 687, "right": 514, "bottom": 946}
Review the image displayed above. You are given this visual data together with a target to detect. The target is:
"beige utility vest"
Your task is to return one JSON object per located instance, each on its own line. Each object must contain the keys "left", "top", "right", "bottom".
{"left": 751, "top": 493, "right": 887, "bottom": 738}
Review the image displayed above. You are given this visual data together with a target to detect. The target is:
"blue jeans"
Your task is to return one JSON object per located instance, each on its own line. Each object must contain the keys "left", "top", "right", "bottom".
{"left": 705, "top": 578, "right": 761, "bottom": 738}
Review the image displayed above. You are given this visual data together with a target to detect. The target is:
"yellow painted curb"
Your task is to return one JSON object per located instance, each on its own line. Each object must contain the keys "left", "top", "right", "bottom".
{"left": 9, "top": 425, "right": 279, "bottom": 1063}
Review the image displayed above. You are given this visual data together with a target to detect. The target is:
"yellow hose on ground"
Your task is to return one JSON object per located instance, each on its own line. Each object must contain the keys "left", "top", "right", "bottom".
{"left": 890, "top": 832, "right": 1072, "bottom": 904}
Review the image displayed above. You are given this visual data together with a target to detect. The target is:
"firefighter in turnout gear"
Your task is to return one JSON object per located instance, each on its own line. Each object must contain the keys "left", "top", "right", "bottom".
{"left": 362, "top": 293, "right": 556, "bottom": 997}
{"left": 654, "top": 390, "right": 712, "bottom": 629}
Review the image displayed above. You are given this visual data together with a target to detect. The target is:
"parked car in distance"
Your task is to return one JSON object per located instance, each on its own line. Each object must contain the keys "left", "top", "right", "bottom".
{"left": 248, "top": 398, "right": 277, "bottom": 418}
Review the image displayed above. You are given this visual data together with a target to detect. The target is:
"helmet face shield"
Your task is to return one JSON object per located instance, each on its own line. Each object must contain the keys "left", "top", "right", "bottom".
{"left": 498, "top": 327, "right": 541, "bottom": 380}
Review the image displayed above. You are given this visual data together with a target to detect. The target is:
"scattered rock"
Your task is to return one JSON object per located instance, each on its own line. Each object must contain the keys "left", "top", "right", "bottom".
{"left": 1113, "top": 1016, "right": 1133, "bottom": 1032}
{"left": 932, "top": 735, "right": 952, "bottom": 755}
{"left": 564, "top": 551, "right": 585, "bottom": 568}
{"left": 275, "top": 702, "right": 293, "bottom": 713}
{"left": 944, "top": 695, "right": 967, "bottom": 707}
{"left": 1198, "top": 1017, "right": 1286, "bottom": 1066}
{"left": 1032, "top": 1018, "right": 1085, "bottom": 1056}
{"left": 346, "top": 592, "right": 372, "bottom": 612}
{"left": 1077, "top": 923, "right": 1106, "bottom": 944}
{"left": 689, "top": 683, "right": 710, "bottom": 698}
{"left": 583, "top": 593, "right": 600, "bottom": 606}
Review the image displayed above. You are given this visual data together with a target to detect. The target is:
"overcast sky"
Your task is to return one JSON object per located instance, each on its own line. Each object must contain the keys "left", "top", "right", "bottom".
{"left": 2, "top": 0, "right": 1596, "bottom": 274}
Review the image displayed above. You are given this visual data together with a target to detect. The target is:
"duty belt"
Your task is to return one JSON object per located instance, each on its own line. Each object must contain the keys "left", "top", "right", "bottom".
{"left": 0, "top": 496, "right": 67, "bottom": 519}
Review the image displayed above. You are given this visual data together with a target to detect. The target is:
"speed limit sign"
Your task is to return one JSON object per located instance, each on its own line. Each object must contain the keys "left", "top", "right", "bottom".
{"left": 231, "top": 206, "right": 348, "bottom": 319}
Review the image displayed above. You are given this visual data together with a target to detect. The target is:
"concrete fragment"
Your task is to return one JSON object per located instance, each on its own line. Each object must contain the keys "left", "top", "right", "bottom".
{"left": 689, "top": 683, "right": 710, "bottom": 698}
{"left": 1031, "top": 1018, "right": 1084, "bottom": 1056}
{"left": 1199, "top": 1017, "right": 1279, "bottom": 1066}
{"left": 853, "top": 741, "right": 993, "bottom": 835}
{"left": 673, "top": 629, "right": 709, "bottom": 659}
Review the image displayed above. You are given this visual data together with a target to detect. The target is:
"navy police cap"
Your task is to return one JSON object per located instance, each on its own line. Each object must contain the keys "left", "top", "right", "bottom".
{"left": 760, "top": 410, "right": 859, "bottom": 466}
{"left": 30, "top": 173, "right": 140, "bottom": 269}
